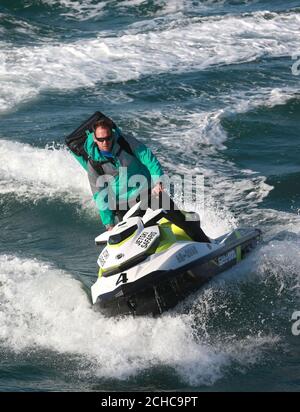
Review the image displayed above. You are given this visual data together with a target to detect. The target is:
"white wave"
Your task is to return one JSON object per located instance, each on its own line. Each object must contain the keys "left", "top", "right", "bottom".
{"left": 41, "top": 0, "right": 262, "bottom": 20}
{"left": 254, "top": 239, "right": 300, "bottom": 298}
{"left": 42, "top": 0, "right": 106, "bottom": 20}
{"left": 0, "top": 10, "right": 299, "bottom": 113}
{"left": 181, "top": 87, "right": 297, "bottom": 222}
{"left": 132, "top": 86, "right": 298, "bottom": 149}
{"left": 0, "top": 82, "right": 37, "bottom": 114}
{"left": 166, "top": 154, "right": 272, "bottom": 238}
{"left": 0, "top": 253, "right": 279, "bottom": 384}
{"left": 0, "top": 12, "right": 38, "bottom": 36}
{"left": 130, "top": 86, "right": 298, "bottom": 230}
{"left": 118, "top": 0, "right": 148, "bottom": 7}
{"left": 150, "top": 0, "right": 260, "bottom": 16}
{"left": 0, "top": 139, "right": 92, "bottom": 208}
{"left": 42, "top": 0, "right": 185, "bottom": 20}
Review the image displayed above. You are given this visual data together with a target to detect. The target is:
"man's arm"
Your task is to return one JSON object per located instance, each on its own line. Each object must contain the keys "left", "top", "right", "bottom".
{"left": 68, "top": 148, "right": 115, "bottom": 229}
{"left": 133, "top": 142, "right": 164, "bottom": 196}
{"left": 134, "top": 144, "right": 164, "bottom": 183}
{"left": 93, "top": 190, "right": 116, "bottom": 229}
{"left": 122, "top": 134, "right": 164, "bottom": 183}
{"left": 88, "top": 170, "right": 116, "bottom": 229}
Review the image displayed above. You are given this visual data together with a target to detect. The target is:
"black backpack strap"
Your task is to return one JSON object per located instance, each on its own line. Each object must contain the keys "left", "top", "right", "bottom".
{"left": 88, "top": 159, "right": 105, "bottom": 176}
{"left": 89, "top": 135, "right": 135, "bottom": 176}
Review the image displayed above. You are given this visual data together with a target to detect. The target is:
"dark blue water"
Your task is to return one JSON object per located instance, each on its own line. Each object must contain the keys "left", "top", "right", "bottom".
{"left": 0, "top": 0, "right": 300, "bottom": 392}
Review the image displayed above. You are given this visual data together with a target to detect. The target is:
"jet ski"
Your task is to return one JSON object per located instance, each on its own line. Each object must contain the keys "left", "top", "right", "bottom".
{"left": 91, "top": 203, "right": 261, "bottom": 317}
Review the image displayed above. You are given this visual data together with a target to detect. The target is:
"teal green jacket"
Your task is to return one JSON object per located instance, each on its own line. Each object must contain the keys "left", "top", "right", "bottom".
{"left": 71, "top": 131, "right": 164, "bottom": 227}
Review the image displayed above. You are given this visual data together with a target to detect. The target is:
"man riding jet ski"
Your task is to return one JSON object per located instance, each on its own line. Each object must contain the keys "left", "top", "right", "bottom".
{"left": 65, "top": 110, "right": 210, "bottom": 242}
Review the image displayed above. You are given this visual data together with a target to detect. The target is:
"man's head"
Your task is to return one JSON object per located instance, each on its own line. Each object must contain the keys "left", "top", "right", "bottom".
{"left": 93, "top": 119, "right": 114, "bottom": 152}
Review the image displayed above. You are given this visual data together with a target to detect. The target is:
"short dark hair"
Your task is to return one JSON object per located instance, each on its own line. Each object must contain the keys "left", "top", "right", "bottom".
{"left": 93, "top": 118, "right": 113, "bottom": 132}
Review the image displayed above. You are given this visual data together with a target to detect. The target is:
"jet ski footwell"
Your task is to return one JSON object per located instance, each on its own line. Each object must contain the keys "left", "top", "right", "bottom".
{"left": 92, "top": 222, "right": 261, "bottom": 317}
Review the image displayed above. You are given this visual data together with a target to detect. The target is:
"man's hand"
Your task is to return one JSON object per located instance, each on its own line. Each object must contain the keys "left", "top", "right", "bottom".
{"left": 106, "top": 225, "right": 115, "bottom": 231}
{"left": 151, "top": 182, "right": 163, "bottom": 196}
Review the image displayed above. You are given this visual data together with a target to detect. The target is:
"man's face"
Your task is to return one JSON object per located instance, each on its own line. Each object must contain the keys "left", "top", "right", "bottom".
{"left": 94, "top": 126, "right": 113, "bottom": 152}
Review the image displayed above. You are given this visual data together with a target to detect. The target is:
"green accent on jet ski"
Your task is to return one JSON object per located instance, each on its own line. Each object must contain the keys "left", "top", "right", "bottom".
{"left": 99, "top": 264, "right": 119, "bottom": 276}
{"left": 98, "top": 233, "right": 137, "bottom": 277}
{"left": 99, "top": 219, "right": 193, "bottom": 277}
{"left": 154, "top": 218, "right": 192, "bottom": 254}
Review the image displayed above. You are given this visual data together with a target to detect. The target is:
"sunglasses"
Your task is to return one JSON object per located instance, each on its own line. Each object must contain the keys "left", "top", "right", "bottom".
{"left": 94, "top": 134, "right": 113, "bottom": 143}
